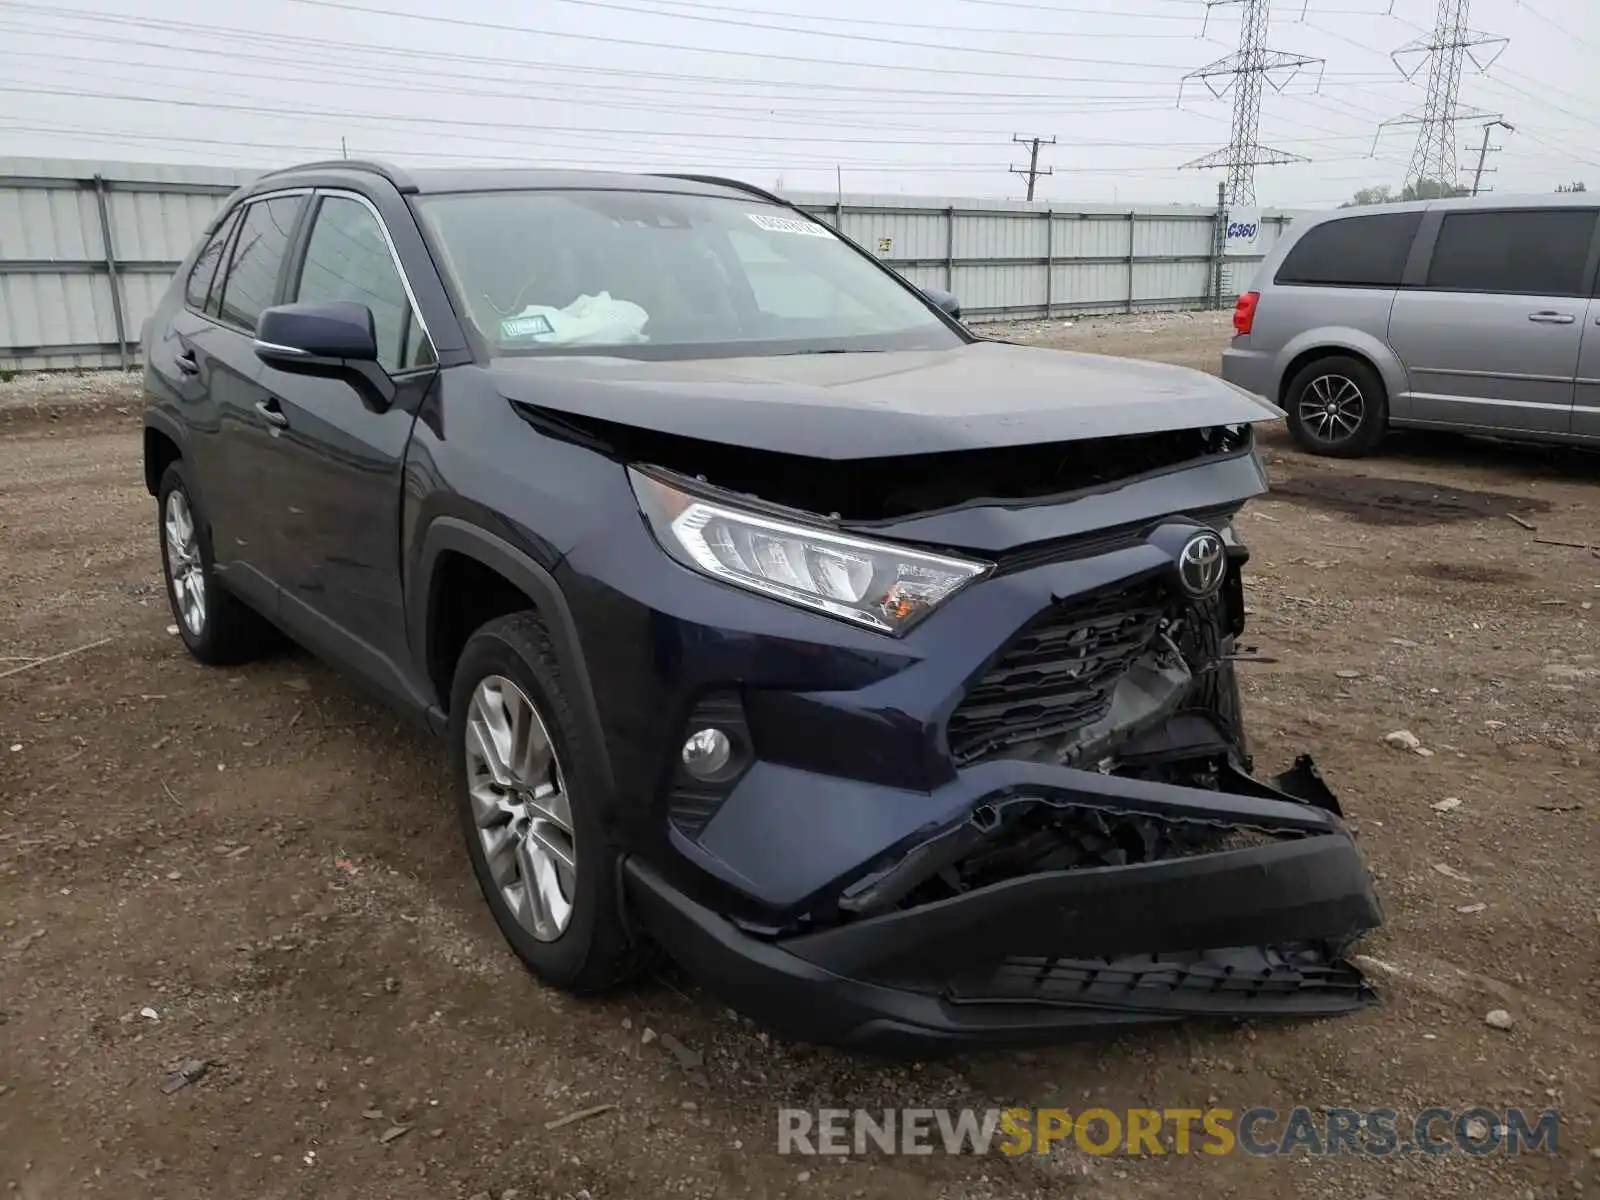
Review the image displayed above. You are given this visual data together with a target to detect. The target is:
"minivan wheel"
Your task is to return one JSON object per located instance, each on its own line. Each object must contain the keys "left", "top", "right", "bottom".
{"left": 156, "top": 461, "right": 274, "bottom": 665}
{"left": 1284, "top": 355, "right": 1388, "bottom": 458}
{"left": 449, "top": 612, "right": 654, "bottom": 994}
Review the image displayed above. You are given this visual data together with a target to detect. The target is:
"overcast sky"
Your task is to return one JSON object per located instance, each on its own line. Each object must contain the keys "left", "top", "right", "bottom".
{"left": 0, "top": 0, "right": 1593, "bottom": 208}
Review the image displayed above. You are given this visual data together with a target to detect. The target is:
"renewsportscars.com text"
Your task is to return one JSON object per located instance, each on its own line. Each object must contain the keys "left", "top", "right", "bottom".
{"left": 777, "top": 1106, "right": 1561, "bottom": 1158}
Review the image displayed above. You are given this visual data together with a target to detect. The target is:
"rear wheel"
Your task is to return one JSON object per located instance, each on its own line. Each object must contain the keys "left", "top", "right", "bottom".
{"left": 1284, "top": 355, "right": 1388, "bottom": 458}
{"left": 157, "top": 462, "right": 275, "bottom": 665}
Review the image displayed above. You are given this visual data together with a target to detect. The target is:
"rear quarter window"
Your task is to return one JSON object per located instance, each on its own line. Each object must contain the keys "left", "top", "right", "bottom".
{"left": 1274, "top": 212, "right": 1422, "bottom": 288}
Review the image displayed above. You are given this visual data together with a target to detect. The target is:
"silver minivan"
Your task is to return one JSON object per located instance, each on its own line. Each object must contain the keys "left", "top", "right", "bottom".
{"left": 1222, "top": 193, "right": 1600, "bottom": 457}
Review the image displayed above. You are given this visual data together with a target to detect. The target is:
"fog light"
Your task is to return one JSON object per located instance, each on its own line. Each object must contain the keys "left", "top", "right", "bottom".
{"left": 681, "top": 728, "right": 732, "bottom": 778}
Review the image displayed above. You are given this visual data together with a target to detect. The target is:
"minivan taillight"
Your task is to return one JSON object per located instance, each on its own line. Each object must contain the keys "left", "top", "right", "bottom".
{"left": 1233, "top": 291, "right": 1260, "bottom": 337}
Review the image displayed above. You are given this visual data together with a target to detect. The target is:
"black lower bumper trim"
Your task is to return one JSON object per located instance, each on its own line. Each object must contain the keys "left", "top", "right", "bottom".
{"left": 948, "top": 946, "right": 1374, "bottom": 1017}
{"left": 623, "top": 840, "right": 1381, "bottom": 1051}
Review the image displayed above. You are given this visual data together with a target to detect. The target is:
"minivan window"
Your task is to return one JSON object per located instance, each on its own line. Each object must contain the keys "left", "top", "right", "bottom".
{"left": 216, "top": 196, "right": 305, "bottom": 332}
{"left": 1274, "top": 212, "right": 1422, "bottom": 288}
{"left": 185, "top": 208, "right": 241, "bottom": 313}
{"left": 292, "top": 195, "right": 434, "bottom": 373}
{"left": 413, "top": 189, "right": 961, "bottom": 358}
{"left": 1426, "top": 208, "right": 1597, "bottom": 296}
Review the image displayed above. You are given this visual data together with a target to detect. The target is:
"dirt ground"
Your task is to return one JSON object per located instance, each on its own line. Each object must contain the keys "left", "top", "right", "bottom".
{"left": 2, "top": 314, "right": 1597, "bottom": 1199}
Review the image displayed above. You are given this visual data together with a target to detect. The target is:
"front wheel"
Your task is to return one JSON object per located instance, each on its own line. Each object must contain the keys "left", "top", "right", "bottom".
{"left": 1284, "top": 355, "right": 1389, "bottom": 458}
{"left": 448, "top": 612, "right": 654, "bottom": 994}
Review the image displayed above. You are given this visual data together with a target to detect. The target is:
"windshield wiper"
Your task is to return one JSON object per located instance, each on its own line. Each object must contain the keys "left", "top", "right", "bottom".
{"left": 777, "top": 347, "right": 888, "bottom": 356}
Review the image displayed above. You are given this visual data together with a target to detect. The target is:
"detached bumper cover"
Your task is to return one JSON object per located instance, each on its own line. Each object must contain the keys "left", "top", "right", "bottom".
{"left": 624, "top": 758, "right": 1382, "bottom": 1050}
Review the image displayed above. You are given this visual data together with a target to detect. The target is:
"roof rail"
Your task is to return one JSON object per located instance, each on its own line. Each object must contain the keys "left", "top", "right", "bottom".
{"left": 654, "top": 173, "right": 798, "bottom": 212}
{"left": 255, "top": 158, "right": 419, "bottom": 193}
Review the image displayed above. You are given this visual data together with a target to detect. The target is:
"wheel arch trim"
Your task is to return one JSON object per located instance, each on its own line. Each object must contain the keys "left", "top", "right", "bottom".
{"left": 1273, "top": 329, "right": 1407, "bottom": 417}
{"left": 142, "top": 411, "right": 190, "bottom": 498}
{"left": 410, "top": 517, "right": 614, "bottom": 795}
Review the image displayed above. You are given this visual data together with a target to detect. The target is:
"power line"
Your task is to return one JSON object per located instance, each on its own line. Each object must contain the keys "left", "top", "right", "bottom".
{"left": 1377, "top": 0, "right": 1508, "bottom": 190}
{"left": 1179, "top": 0, "right": 1325, "bottom": 204}
{"left": 604, "top": 0, "right": 1217, "bottom": 38}
{"left": 1009, "top": 135, "right": 1056, "bottom": 200}
{"left": 0, "top": 3, "right": 1238, "bottom": 101}
{"left": 275, "top": 0, "right": 1186, "bottom": 77}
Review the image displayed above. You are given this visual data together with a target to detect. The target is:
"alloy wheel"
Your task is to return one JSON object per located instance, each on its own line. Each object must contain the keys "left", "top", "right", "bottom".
{"left": 164, "top": 490, "right": 207, "bottom": 636}
{"left": 1298, "top": 374, "right": 1365, "bottom": 444}
{"left": 463, "top": 674, "right": 576, "bottom": 942}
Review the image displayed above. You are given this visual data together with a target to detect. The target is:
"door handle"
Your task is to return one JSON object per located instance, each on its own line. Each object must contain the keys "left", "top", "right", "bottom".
{"left": 174, "top": 350, "right": 199, "bottom": 375}
{"left": 254, "top": 399, "right": 289, "bottom": 429}
{"left": 1528, "top": 311, "right": 1575, "bottom": 324}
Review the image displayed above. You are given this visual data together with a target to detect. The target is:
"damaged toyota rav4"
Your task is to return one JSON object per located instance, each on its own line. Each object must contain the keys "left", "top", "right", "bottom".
{"left": 143, "top": 160, "right": 1383, "bottom": 1049}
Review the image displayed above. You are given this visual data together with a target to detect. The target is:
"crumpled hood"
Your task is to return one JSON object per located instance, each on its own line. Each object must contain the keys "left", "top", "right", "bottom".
{"left": 487, "top": 340, "right": 1283, "bottom": 459}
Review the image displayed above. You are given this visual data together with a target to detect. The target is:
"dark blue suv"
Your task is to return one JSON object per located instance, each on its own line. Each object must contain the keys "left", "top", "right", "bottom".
{"left": 142, "top": 160, "right": 1382, "bottom": 1049}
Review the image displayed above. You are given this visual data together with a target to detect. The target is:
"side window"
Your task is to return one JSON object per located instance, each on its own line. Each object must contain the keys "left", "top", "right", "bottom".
{"left": 724, "top": 229, "right": 876, "bottom": 321}
{"left": 216, "top": 196, "right": 305, "bottom": 332}
{"left": 1274, "top": 212, "right": 1422, "bottom": 288}
{"left": 292, "top": 195, "right": 434, "bottom": 372}
{"left": 184, "top": 208, "right": 241, "bottom": 312}
{"left": 1426, "top": 209, "right": 1598, "bottom": 296}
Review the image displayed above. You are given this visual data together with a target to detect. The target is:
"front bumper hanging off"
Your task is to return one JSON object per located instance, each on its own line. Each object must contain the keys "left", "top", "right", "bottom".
{"left": 624, "top": 755, "right": 1383, "bottom": 1051}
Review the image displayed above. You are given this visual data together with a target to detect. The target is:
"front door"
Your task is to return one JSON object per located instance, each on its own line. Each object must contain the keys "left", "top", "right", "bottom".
{"left": 1387, "top": 206, "right": 1598, "bottom": 435}
{"left": 258, "top": 191, "right": 439, "bottom": 708}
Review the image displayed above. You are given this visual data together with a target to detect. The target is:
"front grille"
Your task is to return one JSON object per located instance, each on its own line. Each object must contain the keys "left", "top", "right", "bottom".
{"left": 947, "top": 947, "right": 1372, "bottom": 1016}
{"left": 992, "top": 505, "right": 1240, "bottom": 577}
{"left": 946, "top": 582, "right": 1167, "bottom": 764}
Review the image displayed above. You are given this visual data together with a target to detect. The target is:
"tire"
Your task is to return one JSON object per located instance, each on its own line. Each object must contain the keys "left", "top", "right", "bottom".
{"left": 157, "top": 461, "right": 275, "bottom": 666}
{"left": 1284, "top": 354, "right": 1388, "bottom": 458}
{"left": 448, "top": 611, "right": 654, "bottom": 994}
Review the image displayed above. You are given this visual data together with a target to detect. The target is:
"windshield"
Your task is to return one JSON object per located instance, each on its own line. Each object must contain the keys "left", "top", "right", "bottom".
{"left": 413, "top": 189, "right": 962, "bottom": 358}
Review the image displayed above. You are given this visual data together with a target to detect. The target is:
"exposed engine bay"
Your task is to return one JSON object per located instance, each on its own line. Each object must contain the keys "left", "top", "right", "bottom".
{"left": 516, "top": 402, "right": 1252, "bottom": 521}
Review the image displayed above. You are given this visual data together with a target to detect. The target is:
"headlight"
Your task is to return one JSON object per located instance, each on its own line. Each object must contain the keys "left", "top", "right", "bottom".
{"left": 630, "top": 468, "right": 990, "bottom": 635}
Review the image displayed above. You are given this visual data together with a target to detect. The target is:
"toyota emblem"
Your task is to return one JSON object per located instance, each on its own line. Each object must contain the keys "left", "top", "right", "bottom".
{"left": 1176, "top": 530, "right": 1227, "bottom": 598}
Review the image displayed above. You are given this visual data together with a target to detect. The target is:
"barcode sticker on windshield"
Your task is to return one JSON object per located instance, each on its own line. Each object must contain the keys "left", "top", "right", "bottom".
{"left": 501, "top": 313, "right": 555, "bottom": 340}
{"left": 747, "top": 213, "right": 833, "bottom": 238}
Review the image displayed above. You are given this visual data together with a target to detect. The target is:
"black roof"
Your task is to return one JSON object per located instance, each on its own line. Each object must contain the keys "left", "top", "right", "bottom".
{"left": 245, "top": 158, "right": 781, "bottom": 203}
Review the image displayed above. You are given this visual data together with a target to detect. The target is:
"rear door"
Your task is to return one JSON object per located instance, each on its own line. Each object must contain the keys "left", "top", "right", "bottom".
{"left": 147, "top": 205, "right": 243, "bottom": 527}
{"left": 205, "top": 192, "right": 310, "bottom": 607}
{"left": 1388, "top": 206, "right": 1600, "bottom": 434}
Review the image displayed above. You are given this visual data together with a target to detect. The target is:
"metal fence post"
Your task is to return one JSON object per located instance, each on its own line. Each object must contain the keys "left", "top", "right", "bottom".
{"left": 91, "top": 174, "right": 129, "bottom": 370}
{"left": 1211, "top": 181, "right": 1227, "bottom": 311}
{"left": 1043, "top": 210, "right": 1054, "bottom": 318}
{"left": 945, "top": 206, "right": 956, "bottom": 293}
{"left": 1126, "top": 211, "right": 1137, "bottom": 314}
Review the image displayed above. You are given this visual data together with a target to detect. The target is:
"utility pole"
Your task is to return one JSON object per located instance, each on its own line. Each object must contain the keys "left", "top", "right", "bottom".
{"left": 1009, "top": 135, "right": 1055, "bottom": 201}
{"left": 340, "top": 136, "right": 348, "bottom": 160}
{"left": 1376, "top": 0, "right": 1507, "bottom": 195}
{"left": 1178, "top": 0, "right": 1323, "bottom": 206}
{"left": 1469, "top": 118, "right": 1513, "bottom": 196}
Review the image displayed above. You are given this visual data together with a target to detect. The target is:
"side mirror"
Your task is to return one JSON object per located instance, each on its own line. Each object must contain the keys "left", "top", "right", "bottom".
{"left": 921, "top": 287, "right": 962, "bottom": 321}
{"left": 254, "top": 301, "right": 378, "bottom": 368}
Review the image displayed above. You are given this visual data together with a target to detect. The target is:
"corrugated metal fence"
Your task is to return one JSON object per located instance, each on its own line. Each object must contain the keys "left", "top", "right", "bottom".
{"left": 0, "top": 159, "right": 258, "bottom": 370}
{"left": 784, "top": 191, "right": 1297, "bottom": 323}
{"left": 0, "top": 158, "right": 1301, "bottom": 370}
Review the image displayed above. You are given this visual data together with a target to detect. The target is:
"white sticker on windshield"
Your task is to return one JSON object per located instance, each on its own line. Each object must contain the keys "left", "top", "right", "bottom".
{"left": 747, "top": 212, "right": 834, "bottom": 238}
{"left": 501, "top": 313, "right": 555, "bottom": 340}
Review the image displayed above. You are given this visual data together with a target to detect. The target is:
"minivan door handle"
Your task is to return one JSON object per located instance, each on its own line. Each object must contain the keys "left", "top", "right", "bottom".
{"left": 254, "top": 398, "right": 289, "bottom": 429}
{"left": 1528, "top": 311, "right": 1576, "bottom": 324}
{"left": 174, "top": 349, "right": 200, "bottom": 375}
